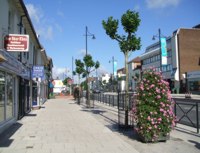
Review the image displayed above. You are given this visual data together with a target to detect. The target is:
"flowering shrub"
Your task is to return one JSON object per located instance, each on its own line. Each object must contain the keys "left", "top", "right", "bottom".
{"left": 133, "top": 69, "right": 176, "bottom": 142}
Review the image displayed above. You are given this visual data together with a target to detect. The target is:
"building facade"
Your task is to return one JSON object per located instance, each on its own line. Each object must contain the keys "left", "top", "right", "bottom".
{"left": 140, "top": 25, "right": 200, "bottom": 94}
{"left": 0, "top": 0, "right": 52, "bottom": 134}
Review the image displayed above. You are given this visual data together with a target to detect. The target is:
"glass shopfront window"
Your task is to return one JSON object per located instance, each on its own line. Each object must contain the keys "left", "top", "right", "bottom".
{"left": 0, "top": 71, "right": 14, "bottom": 123}
{"left": 6, "top": 74, "right": 14, "bottom": 119}
{"left": 0, "top": 71, "right": 5, "bottom": 123}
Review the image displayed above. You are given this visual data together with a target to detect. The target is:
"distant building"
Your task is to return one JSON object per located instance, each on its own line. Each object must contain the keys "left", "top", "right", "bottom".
{"left": 140, "top": 25, "right": 200, "bottom": 94}
{"left": 128, "top": 57, "right": 141, "bottom": 91}
{"left": 100, "top": 73, "right": 110, "bottom": 84}
{"left": 52, "top": 80, "right": 64, "bottom": 93}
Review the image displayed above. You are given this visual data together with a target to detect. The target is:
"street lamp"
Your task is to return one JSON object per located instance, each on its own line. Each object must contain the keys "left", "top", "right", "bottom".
{"left": 152, "top": 28, "right": 162, "bottom": 72}
{"left": 85, "top": 26, "right": 95, "bottom": 55}
{"left": 84, "top": 26, "right": 95, "bottom": 104}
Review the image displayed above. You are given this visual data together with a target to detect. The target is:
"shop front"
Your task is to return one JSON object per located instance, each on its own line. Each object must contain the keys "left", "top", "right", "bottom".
{"left": 0, "top": 49, "right": 23, "bottom": 134}
{"left": 18, "top": 66, "right": 31, "bottom": 119}
{"left": 187, "top": 71, "right": 200, "bottom": 94}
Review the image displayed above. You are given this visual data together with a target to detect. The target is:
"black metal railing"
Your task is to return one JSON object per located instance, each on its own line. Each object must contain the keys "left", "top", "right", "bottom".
{"left": 82, "top": 92, "right": 200, "bottom": 133}
{"left": 173, "top": 98, "right": 199, "bottom": 133}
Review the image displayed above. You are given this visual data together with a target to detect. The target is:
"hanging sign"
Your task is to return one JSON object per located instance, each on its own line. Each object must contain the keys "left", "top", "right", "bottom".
{"left": 160, "top": 37, "right": 167, "bottom": 65}
{"left": 4, "top": 34, "right": 29, "bottom": 52}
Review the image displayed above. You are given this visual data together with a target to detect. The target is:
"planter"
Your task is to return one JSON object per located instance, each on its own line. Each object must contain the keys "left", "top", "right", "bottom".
{"left": 138, "top": 132, "right": 170, "bottom": 143}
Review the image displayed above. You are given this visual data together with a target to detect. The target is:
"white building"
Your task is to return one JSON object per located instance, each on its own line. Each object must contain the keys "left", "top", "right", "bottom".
{"left": 0, "top": 0, "right": 52, "bottom": 134}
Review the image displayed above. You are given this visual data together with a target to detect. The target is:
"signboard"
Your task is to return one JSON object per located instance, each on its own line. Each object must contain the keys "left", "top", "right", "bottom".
{"left": 67, "top": 79, "right": 73, "bottom": 85}
{"left": 4, "top": 34, "right": 29, "bottom": 52}
{"left": 32, "top": 66, "right": 44, "bottom": 78}
{"left": 187, "top": 71, "right": 200, "bottom": 79}
{"left": 160, "top": 37, "right": 167, "bottom": 65}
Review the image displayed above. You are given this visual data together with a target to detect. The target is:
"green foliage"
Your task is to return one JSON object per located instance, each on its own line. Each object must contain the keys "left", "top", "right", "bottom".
{"left": 121, "top": 10, "right": 140, "bottom": 33}
{"left": 102, "top": 17, "right": 119, "bottom": 39}
{"left": 75, "top": 59, "right": 85, "bottom": 75}
{"left": 102, "top": 9, "right": 141, "bottom": 54}
{"left": 75, "top": 54, "right": 100, "bottom": 77}
{"left": 133, "top": 69, "right": 176, "bottom": 142}
{"left": 63, "top": 77, "right": 72, "bottom": 86}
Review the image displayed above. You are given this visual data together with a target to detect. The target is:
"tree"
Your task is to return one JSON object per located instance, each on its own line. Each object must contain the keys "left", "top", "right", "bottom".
{"left": 63, "top": 77, "right": 72, "bottom": 86}
{"left": 102, "top": 10, "right": 141, "bottom": 126}
{"left": 74, "top": 54, "right": 100, "bottom": 107}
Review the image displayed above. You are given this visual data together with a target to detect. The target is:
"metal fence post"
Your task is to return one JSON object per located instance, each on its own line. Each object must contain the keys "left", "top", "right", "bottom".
{"left": 196, "top": 102, "right": 199, "bottom": 133}
{"left": 174, "top": 99, "right": 177, "bottom": 123}
{"left": 113, "top": 95, "right": 114, "bottom": 107}
{"left": 109, "top": 95, "right": 110, "bottom": 106}
{"left": 117, "top": 91, "right": 120, "bottom": 110}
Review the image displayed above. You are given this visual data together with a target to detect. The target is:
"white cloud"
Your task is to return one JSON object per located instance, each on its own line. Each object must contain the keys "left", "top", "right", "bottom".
{"left": 55, "top": 23, "right": 63, "bottom": 33}
{"left": 53, "top": 66, "right": 71, "bottom": 80}
{"left": 77, "top": 49, "right": 87, "bottom": 57}
{"left": 134, "top": 4, "right": 140, "bottom": 11}
{"left": 146, "top": 0, "right": 181, "bottom": 9}
{"left": 57, "top": 10, "right": 65, "bottom": 18}
{"left": 26, "top": 3, "right": 63, "bottom": 41}
{"left": 46, "top": 26, "right": 53, "bottom": 40}
{"left": 97, "top": 66, "right": 109, "bottom": 76}
{"left": 26, "top": 4, "right": 43, "bottom": 23}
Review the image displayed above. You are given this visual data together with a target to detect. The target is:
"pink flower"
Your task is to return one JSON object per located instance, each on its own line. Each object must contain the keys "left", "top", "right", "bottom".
{"left": 157, "top": 95, "right": 161, "bottom": 99}
{"left": 158, "top": 118, "right": 162, "bottom": 121}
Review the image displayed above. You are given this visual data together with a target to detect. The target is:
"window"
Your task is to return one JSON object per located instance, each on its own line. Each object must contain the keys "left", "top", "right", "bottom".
{"left": 0, "top": 71, "right": 14, "bottom": 122}
{"left": 0, "top": 71, "right": 5, "bottom": 123}
{"left": 6, "top": 74, "right": 14, "bottom": 119}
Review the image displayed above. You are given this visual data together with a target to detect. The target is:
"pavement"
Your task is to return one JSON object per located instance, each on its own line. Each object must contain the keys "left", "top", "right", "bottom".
{"left": 0, "top": 97, "right": 199, "bottom": 153}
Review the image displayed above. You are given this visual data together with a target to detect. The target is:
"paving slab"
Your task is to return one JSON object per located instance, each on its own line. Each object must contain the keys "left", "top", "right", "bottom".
{"left": 0, "top": 99, "right": 139, "bottom": 153}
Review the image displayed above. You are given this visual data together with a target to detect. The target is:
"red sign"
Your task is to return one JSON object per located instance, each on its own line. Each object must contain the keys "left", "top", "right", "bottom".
{"left": 4, "top": 34, "right": 29, "bottom": 52}
{"left": 68, "top": 79, "right": 73, "bottom": 85}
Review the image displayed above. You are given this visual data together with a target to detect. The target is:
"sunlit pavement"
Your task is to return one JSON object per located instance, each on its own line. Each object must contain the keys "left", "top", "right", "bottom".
{"left": 0, "top": 99, "right": 139, "bottom": 153}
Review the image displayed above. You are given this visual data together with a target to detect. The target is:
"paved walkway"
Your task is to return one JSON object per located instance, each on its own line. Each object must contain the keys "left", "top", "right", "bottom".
{"left": 83, "top": 99, "right": 200, "bottom": 153}
{"left": 0, "top": 99, "right": 139, "bottom": 153}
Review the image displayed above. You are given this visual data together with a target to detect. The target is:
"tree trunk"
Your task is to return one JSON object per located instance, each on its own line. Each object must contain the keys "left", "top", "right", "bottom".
{"left": 86, "top": 77, "right": 91, "bottom": 107}
{"left": 78, "top": 75, "right": 80, "bottom": 105}
{"left": 125, "top": 52, "right": 129, "bottom": 126}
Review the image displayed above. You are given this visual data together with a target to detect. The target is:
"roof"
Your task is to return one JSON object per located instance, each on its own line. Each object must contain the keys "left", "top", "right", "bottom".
{"left": 117, "top": 67, "right": 125, "bottom": 73}
{"left": 128, "top": 56, "right": 141, "bottom": 63}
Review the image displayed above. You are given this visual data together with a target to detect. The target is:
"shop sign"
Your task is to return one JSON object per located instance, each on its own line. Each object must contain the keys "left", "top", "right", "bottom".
{"left": 4, "top": 34, "right": 29, "bottom": 52}
{"left": 32, "top": 66, "right": 44, "bottom": 78}
{"left": 68, "top": 79, "right": 73, "bottom": 85}
{"left": 187, "top": 71, "right": 200, "bottom": 79}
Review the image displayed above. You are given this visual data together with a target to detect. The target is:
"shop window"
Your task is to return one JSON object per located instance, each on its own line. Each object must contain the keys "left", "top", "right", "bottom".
{"left": 189, "top": 81, "right": 200, "bottom": 92}
{"left": 6, "top": 74, "right": 14, "bottom": 119}
{"left": 0, "top": 71, "right": 5, "bottom": 123}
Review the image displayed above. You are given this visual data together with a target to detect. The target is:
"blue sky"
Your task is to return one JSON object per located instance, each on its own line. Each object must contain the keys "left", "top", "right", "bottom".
{"left": 24, "top": 0, "right": 200, "bottom": 80}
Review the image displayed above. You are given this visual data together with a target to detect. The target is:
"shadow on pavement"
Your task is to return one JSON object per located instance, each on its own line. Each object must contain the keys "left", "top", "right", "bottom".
{"left": 175, "top": 126, "right": 200, "bottom": 138}
{"left": 0, "top": 123, "right": 22, "bottom": 147}
{"left": 188, "top": 140, "right": 200, "bottom": 150}
{"left": 25, "top": 114, "right": 37, "bottom": 117}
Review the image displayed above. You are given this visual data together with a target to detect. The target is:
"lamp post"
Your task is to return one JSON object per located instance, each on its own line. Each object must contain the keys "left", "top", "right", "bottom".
{"left": 85, "top": 26, "right": 95, "bottom": 105}
{"left": 85, "top": 26, "right": 95, "bottom": 55}
{"left": 152, "top": 28, "right": 162, "bottom": 72}
{"left": 109, "top": 56, "right": 115, "bottom": 92}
